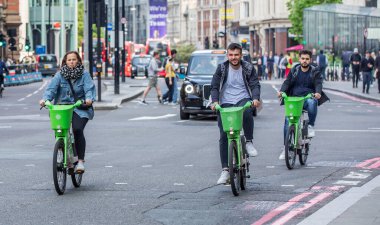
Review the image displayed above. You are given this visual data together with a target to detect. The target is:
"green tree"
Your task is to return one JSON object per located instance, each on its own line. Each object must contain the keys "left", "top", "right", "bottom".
{"left": 287, "top": 0, "right": 342, "bottom": 42}
{"left": 78, "top": 0, "right": 84, "bottom": 48}
{"left": 176, "top": 44, "right": 197, "bottom": 64}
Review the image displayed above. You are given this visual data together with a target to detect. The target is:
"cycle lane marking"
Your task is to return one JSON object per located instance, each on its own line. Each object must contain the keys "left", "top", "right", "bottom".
{"left": 17, "top": 80, "right": 48, "bottom": 102}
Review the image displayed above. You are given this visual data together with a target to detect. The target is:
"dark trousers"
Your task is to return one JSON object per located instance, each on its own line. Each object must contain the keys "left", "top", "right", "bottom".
{"left": 72, "top": 112, "right": 89, "bottom": 160}
{"left": 163, "top": 77, "right": 174, "bottom": 103}
{"left": 342, "top": 65, "right": 350, "bottom": 81}
{"left": 320, "top": 66, "right": 327, "bottom": 80}
{"left": 217, "top": 98, "right": 254, "bottom": 168}
{"left": 362, "top": 72, "right": 371, "bottom": 93}
{"left": 352, "top": 68, "right": 360, "bottom": 87}
{"left": 378, "top": 78, "right": 380, "bottom": 93}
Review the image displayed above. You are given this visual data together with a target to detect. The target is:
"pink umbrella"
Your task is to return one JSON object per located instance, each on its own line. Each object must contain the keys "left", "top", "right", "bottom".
{"left": 285, "top": 44, "right": 304, "bottom": 52}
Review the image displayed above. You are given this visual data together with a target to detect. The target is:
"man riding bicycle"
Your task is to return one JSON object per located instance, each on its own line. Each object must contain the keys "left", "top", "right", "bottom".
{"left": 277, "top": 50, "right": 329, "bottom": 160}
{"left": 211, "top": 43, "right": 261, "bottom": 184}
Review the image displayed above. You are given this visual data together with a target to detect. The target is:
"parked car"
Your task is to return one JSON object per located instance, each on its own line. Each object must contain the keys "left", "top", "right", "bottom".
{"left": 131, "top": 55, "right": 152, "bottom": 78}
{"left": 36, "top": 54, "right": 59, "bottom": 76}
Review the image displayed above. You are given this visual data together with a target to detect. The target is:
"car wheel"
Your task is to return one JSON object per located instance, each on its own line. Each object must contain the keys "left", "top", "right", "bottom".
{"left": 180, "top": 105, "right": 190, "bottom": 120}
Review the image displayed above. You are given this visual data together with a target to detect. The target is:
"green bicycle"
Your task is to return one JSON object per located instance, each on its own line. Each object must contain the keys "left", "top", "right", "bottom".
{"left": 216, "top": 101, "right": 251, "bottom": 196}
{"left": 44, "top": 100, "right": 83, "bottom": 195}
{"left": 282, "top": 93, "right": 313, "bottom": 170}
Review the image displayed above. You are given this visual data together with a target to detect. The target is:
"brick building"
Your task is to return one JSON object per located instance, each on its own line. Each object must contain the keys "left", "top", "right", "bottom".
{"left": 0, "top": 0, "right": 21, "bottom": 60}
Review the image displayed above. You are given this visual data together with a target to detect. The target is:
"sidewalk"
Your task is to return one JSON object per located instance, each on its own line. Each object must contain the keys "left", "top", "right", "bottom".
{"left": 93, "top": 77, "right": 147, "bottom": 110}
{"left": 297, "top": 79, "right": 380, "bottom": 225}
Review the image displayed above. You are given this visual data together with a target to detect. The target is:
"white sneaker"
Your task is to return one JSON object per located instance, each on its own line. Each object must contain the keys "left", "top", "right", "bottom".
{"left": 217, "top": 169, "right": 229, "bottom": 185}
{"left": 246, "top": 141, "right": 258, "bottom": 157}
{"left": 75, "top": 161, "right": 85, "bottom": 174}
{"left": 308, "top": 125, "right": 315, "bottom": 137}
{"left": 279, "top": 148, "right": 285, "bottom": 160}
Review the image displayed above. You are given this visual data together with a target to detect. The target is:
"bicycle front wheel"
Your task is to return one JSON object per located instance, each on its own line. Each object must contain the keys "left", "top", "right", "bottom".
{"left": 71, "top": 144, "right": 82, "bottom": 187}
{"left": 53, "top": 139, "right": 67, "bottom": 195}
{"left": 299, "top": 143, "right": 309, "bottom": 165}
{"left": 229, "top": 140, "right": 241, "bottom": 196}
{"left": 285, "top": 125, "right": 297, "bottom": 170}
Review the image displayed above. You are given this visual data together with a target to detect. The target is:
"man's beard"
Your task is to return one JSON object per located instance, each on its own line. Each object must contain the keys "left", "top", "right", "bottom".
{"left": 229, "top": 60, "right": 240, "bottom": 66}
{"left": 301, "top": 63, "right": 309, "bottom": 69}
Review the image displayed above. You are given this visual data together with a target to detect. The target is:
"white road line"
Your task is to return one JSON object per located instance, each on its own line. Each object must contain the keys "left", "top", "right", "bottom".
{"left": 316, "top": 129, "right": 380, "bottom": 132}
{"left": 17, "top": 98, "right": 25, "bottom": 102}
{"left": 174, "top": 183, "right": 184, "bottom": 186}
{"left": 142, "top": 165, "right": 152, "bottom": 168}
{"left": 115, "top": 182, "right": 128, "bottom": 185}
{"left": 368, "top": 128, "right": 380, "bottom": 130}
{"left": 0, "top": 182, "right": 3, "bottom": 184}
{"left": 271, "top": 84, "right": 279, "bottom": 92}
{"left": 0, "top": 126, "right": 11, "bottom": 129}
{"left": 281, "top": 184, "right": 295, "bottom": 187}
{"left": 26, "top": 94, "right": 33, "bottom": 98}
{"left": 129, "top": 114, "right": 177, "bottom": 121}
{"left": 104, "top": 166, "right": 113, "bottom": 168}
{"left": 18, "top": 81, "right": 48, "bottom": 102}
{"left": 33, "top": 91, "right": 38, "bottom": 94}
{"left": 184, "top": 165, "right": 193, "bottom": 167}
{"left": 343, "top": 171, "right": 370, "bottom": 179}
{"left": 334, "top": 180, "right": 361, "bottom": 186}
{"left": 25, "top": 164, "right": 36, "bottom": 167}
{"left": 266, "top": 166, "right": 276, "bottom": 168}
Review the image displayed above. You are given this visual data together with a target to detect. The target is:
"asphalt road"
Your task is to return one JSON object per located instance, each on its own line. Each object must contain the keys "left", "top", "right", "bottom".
{"left": 1, "top": 77, "right": 379, "bottom": 225}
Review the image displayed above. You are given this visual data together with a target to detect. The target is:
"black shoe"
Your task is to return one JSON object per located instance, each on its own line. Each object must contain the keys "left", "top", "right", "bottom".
{"left": 157, "top": 95, "right": 162, "bottom": 104}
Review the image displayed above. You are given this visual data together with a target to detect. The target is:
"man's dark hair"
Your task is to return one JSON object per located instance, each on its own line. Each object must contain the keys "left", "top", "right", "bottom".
{"left": 227, "top": 43, "right": 242, "bottom": 53}
{"left": 153, "top": 51, "right": 159, "bottom": 57}
{"left": 299, "top": 50, "right": 312, "bottom": 58}
{"left": 319, "top": 50, "right": 324, "bottom": 54}
{"left": 171, "top": 49, "right": 177, "bottom": 55}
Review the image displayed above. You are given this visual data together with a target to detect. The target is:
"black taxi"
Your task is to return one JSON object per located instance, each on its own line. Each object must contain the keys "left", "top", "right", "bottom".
{"left": 179, "top": 50, "right": 227, "bottom": 120}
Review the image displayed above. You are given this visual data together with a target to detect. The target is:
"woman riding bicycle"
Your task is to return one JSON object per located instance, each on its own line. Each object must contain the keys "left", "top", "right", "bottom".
{"left": 277, "top": 49, "right": 329, "bottom": 160}
{"left": 39, "top": 51, "right": 96, "bottom": 173}
{"left": 211, "top": 43, "right": 261, "bottom": 185}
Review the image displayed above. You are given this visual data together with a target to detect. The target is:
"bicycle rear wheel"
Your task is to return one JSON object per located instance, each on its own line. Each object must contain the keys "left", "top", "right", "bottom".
{"left": 53, "top": 139, "right": 67, "bottom": 195}
{"left": 229, "top": 140, "right": 241, "bottom": 196}
{"left": 299, "top": 143, "right": 309, "bottom": 165}
{"left": 285, "top": 125, "right": 297, "bottom": 170}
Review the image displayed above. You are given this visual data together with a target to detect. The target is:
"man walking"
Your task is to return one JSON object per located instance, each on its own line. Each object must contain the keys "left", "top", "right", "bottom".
{"left": 141, "top": 51, "right": 163, "bottom": 104}
{"left": 361, "top": 50, "right": 374, "bottom": 94}
{"left": 316, "top": 50, "right": 328, "bottom": 81}
{"left": 0, "top": 58, "right": 8, "bottom": 91}
{"left": 350, "top": 48, "right": 362, "bottom": 88}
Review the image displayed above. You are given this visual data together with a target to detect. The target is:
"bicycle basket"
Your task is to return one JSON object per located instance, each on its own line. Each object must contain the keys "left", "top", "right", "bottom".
{"left": 219, "top": 106, "right": 245, "bottom": 132}
{"left": 49, "top": 105, "right": 74, "bottom": 130}
{"left": 284, "top": 97, "right": 305, "bottom": 117}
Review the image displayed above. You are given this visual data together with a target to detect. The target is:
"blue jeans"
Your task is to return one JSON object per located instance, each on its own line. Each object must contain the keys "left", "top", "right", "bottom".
{"left": 283, "top": 98, "right": 318, "bottom": 144}
{"left": 172, "top": 76, "right": 178, "bottom": 103}
{"left": 363, "top": 72, "right": 371, "bottom": 93}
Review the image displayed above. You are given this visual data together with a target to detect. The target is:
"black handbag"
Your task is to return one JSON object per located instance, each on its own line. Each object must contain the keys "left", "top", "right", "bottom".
{"left": 67, "top": 79, "right": 93, "bottom": 110}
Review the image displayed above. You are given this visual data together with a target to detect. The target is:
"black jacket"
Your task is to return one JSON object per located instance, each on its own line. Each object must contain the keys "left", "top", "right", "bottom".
{"left": 361, "top": 57, "right": 375, "bottom": 72}
{"left": 280, "top": 64, "right": 329, "bottom": 106}
{"left": 211, "top": 60, "right": 260, "bottom": 103}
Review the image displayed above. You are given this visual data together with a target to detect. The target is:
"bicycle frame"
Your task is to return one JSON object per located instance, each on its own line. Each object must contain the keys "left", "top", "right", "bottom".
{"left": 282, "top": 93, "right": 313, "bottom": 147}
{"left": 45, "top": 100, "right": 82, "bottom": 168}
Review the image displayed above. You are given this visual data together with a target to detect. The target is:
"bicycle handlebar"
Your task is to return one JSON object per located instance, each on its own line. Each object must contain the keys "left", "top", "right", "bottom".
{"left": 41, "top": 100, "right": 83, "bottom": 110}
{"left": 215, "top": 101, "right": 252, "bottom": 112}
{"left": 281, "top": 93, "right": 314, "bottom": 100}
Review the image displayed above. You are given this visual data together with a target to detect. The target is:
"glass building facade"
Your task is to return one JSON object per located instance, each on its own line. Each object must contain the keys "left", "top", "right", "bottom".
{"left": 303, "top": 4, "right": 380, "bottom": 55}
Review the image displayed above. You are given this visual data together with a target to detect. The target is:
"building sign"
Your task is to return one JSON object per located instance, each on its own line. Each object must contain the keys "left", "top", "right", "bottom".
{"left": 149, "top": 0, "right": 167, "bottom": 38}
{"left": 367, "top": 28, "right": 380, "bottom": 39}
{"left": 220, "top": 8, "right": 234, "bottom": 20}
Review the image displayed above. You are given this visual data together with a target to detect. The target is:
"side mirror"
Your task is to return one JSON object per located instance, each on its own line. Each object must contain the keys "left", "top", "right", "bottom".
{"left": 180, "top": 66, "right": 186, "bottom": 75}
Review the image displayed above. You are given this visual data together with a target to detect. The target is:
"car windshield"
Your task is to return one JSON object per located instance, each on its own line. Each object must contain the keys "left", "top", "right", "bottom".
{"left": 132, "top": 57, "right": 151, "bottom": 66}
{"left": 188, "top": 55, "right": 226, "bottom": 75}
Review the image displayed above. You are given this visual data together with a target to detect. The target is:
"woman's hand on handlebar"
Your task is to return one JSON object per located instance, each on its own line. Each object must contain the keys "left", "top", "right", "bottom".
{"left": 211, "top": 101, "right": 219, "bottom": 111}
{"left": 252, "top": 99, "right": 260, "bottom": 108}
{"left": 85, "top": 99, "right": 93, "bottom": 106}
{"left": 39, "top": 99, "right": 45, "bottom": 107}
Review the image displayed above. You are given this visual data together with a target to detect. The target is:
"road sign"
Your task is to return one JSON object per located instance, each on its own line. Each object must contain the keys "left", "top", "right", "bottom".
{"left": 121, "top": 17, "right": 127, "bottom": 24}
{"left": 107, "top": 23, "right": 113, "bottom": 31}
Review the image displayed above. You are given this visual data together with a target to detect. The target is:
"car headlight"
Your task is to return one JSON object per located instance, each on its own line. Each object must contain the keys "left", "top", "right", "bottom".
{"left": 184, "top": 84, "right": 194, "bottom": 94}
{"left": 132, "top": 66, "right": 136, "bottom": 71}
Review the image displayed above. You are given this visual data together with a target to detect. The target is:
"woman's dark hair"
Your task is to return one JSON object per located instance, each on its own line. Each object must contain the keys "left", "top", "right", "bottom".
{"left": 227, "top": 43, "right": 242, "bottom": 54}
{"left": 61, "top": 51, "right": 82, "bottom": 67}
{"left": 299, "top": 50, "right": 312, "bottom": 58}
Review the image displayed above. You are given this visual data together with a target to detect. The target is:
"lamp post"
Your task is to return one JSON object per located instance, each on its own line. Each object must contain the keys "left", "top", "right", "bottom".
{"left": 224, "top": 0, "right": 227, "bottom": 49}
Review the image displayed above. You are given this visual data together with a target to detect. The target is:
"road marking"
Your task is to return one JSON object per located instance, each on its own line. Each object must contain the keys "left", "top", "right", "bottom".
{"left": 356, "top": 157, "right": 380, "bottom": 168}
{"left": 252, "top": 192, "right": 313, "bottom": 225}
{"left": 266, "top": 166, "right": 276, "bottom": 168}
{"left": 271, "top": 84, "right": 279, "bottom": 92}
{"left": 129, "top": 114, "right": 176, "bottom": 121}
{"left": 17, "top": 98, "right": 25, "bottom": 102}
{"left": 33, "top": 91, "right": 38, "bottom": 94}
{"left": 173, "top": 183, "right": 184, "bottom": 186}
{"left": 25, "top": 164, "right": 35, "bottom": 167}
{"left": 17, "top": 81, "right": 48, "bottom": 102}
{"left": 343, "top": 171, "right": 370, "bottom": 179}
{"left": 184, "top": 165, "right": 193, "bottom": 167}
{"left": 0, "top": 114, "right": 48, "bottom": 121}
{"left": 334, "top": 180, "right": 361, "bottom": 186}
{"left": 281, "top": 184, "right": 295, "bottom": 187}
{"left": 142, "top": 165, "right": 152, "bottom": 168}
{"left": 115, "top": 182, "right": 128, "bottom": 185}
{"left": 368, "top": 128, "right": 380, "bottom": 130}
{"left": 0, "top": 182, "right": 3, "bottom": 184}
{"left": 26, "top": 94, "right": 32, "bottom": 98}
{"left": 305, "top": 166, "right": 316, "bottom": 169}
{"left": 316, "top": 129, "right": 380, "bottom": 132}
{"left": 104, "top": 166, "right": 113, "bottom": 168}
{"left": 0, "top": 126, "right": 11, "bottom": 129}
{"left": 271, "top": 192, "right": 332, "bottom": 225}
{"left": 325, "top": 90, "right": 380, "bottom": 106}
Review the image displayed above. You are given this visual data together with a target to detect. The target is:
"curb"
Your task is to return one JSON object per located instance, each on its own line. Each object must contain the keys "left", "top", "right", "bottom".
{"left": 324, "top": 87, "right": 380, "bottom": 103}
{"left": 93, "top": 89, "right": 144, "bottom": 110}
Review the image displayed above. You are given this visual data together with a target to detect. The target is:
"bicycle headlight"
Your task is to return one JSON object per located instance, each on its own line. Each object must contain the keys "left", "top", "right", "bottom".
{"left": 184, "top": 84, "right": 194, "bottom": 94}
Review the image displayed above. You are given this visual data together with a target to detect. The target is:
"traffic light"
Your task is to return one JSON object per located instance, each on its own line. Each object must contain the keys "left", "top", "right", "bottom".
{"left": 8, "top": 37, "right": 16, "bottom": 51}
{"left": 205, "top": 36, "right": 210, "bottom": 49}
{"left": 25, "top": 39, "right": 31, "bottom": 51}
{"left": 0, "top": 33, "right": 5, "bottom": 47}
{"left": 213, "top": 40, "right": 219, "bottom": 49}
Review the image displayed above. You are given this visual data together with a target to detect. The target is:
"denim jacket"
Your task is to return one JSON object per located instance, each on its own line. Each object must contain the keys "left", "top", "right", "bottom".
{"left": 43, "top": 71, "right": 96, "bottom": 120}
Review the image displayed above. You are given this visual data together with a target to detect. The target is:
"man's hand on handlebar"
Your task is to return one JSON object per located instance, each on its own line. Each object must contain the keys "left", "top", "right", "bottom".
{"left": 85, "top": 99, "right": 93, "bottom": 106}
{"left": 314, "top": 93, "right": 321, "bottom": 100}
{"left": 211, "top": 101, "right": 218, "bottom": 111}
{"left": 252, "top": 99, "right": 260, "bottom": 108}
{"left": 277, "top": 91, "right": 283, "bottom": 98}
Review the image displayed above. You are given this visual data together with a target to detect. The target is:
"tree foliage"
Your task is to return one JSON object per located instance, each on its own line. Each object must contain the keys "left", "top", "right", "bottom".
{"left": 78, "top": 0, "right": 84, "bottom": 48}
{"left": 175, "top": 44, "right": 197, "bottom": 64}
{"left": 287, "top": 0, "right": 342, "bottom": 42}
